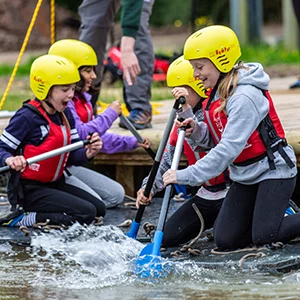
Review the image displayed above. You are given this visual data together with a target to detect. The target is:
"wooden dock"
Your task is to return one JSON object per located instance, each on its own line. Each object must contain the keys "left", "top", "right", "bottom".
{"left": 0, "top": 76, "right": 299, "bottom": 197}
{"left": 92, "top": 76, "right": 300, "bottom": 196}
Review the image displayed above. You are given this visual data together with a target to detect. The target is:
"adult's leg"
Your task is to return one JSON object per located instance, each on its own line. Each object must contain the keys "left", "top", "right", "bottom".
{"left": 67, "top": 166, "right": 125, "bottom": 208}
{"left": 123, "top": 0, "right": 155, "bottom": 114}
{"left": 252, "top": 177, "right": 297, "bottom": 245}
{"left": 290, "top": 0, "right": 300, "bottom": 89}
{"left": 163, "top": 196, "right": 223, "bottom": 247}
{"left": 292, "top": 0, "right": 300, "bottom": 27}
{"left": 213, "top": 182, "right": 258, "bottom": 250}
{"left": 78, "top": 0, "right": 120, "bottom": 103}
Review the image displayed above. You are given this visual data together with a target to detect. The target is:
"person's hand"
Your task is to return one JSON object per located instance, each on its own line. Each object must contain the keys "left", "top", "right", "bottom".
{"left": 138, "top": 137, "right": 150, "bottom": 149}
{"left": 136, "top": 188, "right": 153, "bottom": 208}
{"left": 162, "top": 169, "right": 178, "bottom": 186}
{"left": 176, "top": 117, "right": 195, "bottom": 137}
{"left": 120, "top": 36, "right": 141, "bottom": 86}
{"left": 85, "top": 133, "right": 103, "bottom": 159}
{"left": 5, "top": 156, "right": 27, "bottom": 172}
{"left": 172, "top": 87, "right": 190, "bottom": 111}
{"left": 109, "top": 100, "right": 122, "bottom": 116}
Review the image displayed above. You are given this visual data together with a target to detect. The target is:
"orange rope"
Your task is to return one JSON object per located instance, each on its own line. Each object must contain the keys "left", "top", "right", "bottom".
{"left": 50, "top": 0, "right": 55, "bottom": 44}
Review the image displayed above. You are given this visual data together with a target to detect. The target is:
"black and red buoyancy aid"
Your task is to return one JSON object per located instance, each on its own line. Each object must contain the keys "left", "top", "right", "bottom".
{"left": 73, "top": 94, "right": 94, "bottom": 123}
{"left": 168, "top": 124, "right": 228, "bottom": 188}
{"left": 203, "top": 89, "right": 294, "bottom": 170}
{"left": 21, "top": 100, "right": 71, "bottom": 182}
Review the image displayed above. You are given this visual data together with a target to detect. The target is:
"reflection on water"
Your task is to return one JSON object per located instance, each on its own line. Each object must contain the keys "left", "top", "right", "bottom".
{"left": 0, "top": 224, "right": 300, "bottom": 299}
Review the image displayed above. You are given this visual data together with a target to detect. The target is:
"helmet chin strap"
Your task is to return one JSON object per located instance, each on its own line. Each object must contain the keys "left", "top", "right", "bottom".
{"left": 44, "top": 100, "right": 55, "bottom": 109}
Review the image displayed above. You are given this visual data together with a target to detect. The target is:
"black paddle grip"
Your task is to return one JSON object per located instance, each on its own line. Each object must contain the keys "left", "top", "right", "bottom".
{"left": 173, "top": 96, "right": 186, "bottom": 110}
{"left": 145, "top": 147, "right": 156, "bottom": 160}
{"left": 83, "top": 131, "right": 95, "bottom": 146}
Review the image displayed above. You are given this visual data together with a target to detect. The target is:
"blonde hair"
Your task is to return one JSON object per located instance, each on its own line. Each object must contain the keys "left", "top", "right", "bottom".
{"left": 215, "top": 61, "right": 249, "bottom": 114}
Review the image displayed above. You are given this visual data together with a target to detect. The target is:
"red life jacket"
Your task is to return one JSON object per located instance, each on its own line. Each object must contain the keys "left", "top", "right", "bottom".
{"left": 73, "top": 94, "right": 94, "bottom": 123}
{"left": 203, "top": 90, "right": 293, "bottom": 169}
{"left": 168, "top": 124, "right": 228, "bottom": 187}
{"left": 21, "top": 100, "right": 71, "bottom": 182}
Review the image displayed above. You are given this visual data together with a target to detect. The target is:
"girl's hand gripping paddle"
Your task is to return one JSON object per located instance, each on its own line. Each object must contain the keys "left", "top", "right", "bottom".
{"left": 126, "top": 97, "right": 186, "bottom": 239}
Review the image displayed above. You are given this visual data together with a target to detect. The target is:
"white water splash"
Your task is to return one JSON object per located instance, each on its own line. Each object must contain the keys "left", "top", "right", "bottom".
{"left": 1, "top": 223, "right": 298, "bottom": 294}
{"left": 28, "top": 223, "right": 143, "bottom": 289}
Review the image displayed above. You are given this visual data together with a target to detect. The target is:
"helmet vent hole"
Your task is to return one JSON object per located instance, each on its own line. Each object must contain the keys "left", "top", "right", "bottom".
{"left": 217, "top": 55, "right": 230, "bottom": 66}
{"left": 37, "top": 84, "right": 45, "bottom": 93}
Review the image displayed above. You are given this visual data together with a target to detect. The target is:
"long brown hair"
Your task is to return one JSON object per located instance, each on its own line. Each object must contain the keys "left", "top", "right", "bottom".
{"left": 215, "top": 61, "right": 249, "bottom": 114}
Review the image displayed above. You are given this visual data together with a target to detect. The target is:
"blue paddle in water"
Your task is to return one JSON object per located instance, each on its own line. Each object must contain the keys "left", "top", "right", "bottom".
{"left": 126, "top": 97, "right": 186, "bottom": 239}
{"left": 136, "top": 125, "right": 187, "bottom": 277}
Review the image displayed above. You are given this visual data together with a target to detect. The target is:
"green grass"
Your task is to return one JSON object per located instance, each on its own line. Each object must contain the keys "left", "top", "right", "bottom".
{"left": 0, "top": 57, "right": 35, "bottom": 77}
{"left": 240, "top": 42, "right": 299, "bottom": 66}
{"left": 0, "top": 78, "right": 171, "bottom": 111}
{"left": 0, "top": 43, "right": 298, "bottom": 111}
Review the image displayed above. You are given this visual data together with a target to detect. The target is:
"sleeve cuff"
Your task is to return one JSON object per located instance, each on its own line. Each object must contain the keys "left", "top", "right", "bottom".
{"left": 122, "top": 27, "right": 138, "bottom": 38}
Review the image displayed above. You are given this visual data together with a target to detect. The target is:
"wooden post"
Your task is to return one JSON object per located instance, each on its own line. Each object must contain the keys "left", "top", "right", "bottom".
{"left": 282, "top": 0, "right": 299, "bottom": 50}
{"left": 116, "top": 165, "right": 135, "bottom": 197}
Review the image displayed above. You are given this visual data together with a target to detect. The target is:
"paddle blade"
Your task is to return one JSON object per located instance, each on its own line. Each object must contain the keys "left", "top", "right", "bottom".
{"left": 139, "top": 230, "right": 163, "bottom": 257}
{"left": 136, "top": 255, "right": 164, "bottom": 278}
{"left": 135, "top": 253, "right": 173, "bottom": 279}
{"left": 139, "top": 242, "right": 160, "bottom": 257}
{"left": 134, "top": 231, "right": 166, "bottom": 278}
{"left": 126, "top": 220, "right": 140, "bottom": 239}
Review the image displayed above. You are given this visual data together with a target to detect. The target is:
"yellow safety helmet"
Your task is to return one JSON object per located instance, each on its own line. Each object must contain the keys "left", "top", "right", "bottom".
{"left": 48, "top": 39, "right": 97, "bottom": 68}
{"left": 183, "top": 25, "right": 241, "bottom": 73}
{"left": 167, "top": 55, "right": 207, "bottom": 98}
{"left": 30, "top": 54, "right": 80, "bottom": 100}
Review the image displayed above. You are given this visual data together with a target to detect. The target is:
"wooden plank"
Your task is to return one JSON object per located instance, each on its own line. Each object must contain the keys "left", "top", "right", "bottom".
{"left": 116, "top": 165, "right": 134, "bottom": 196}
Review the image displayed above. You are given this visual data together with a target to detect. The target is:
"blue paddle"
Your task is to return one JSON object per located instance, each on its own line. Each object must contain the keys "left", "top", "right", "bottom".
{"left": 136, "top": 126, "right": 187, "bottom": 277}
{"left": 126, "top": 97, "right": 186, "bottom": 239}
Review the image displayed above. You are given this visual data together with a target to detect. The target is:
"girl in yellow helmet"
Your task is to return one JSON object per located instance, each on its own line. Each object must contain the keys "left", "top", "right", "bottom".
{"left": 48, "top": 39, "right": 150, "bottom": 208}
{"left": 0, "top": 54, "right": 105, "bottom": 227}
{"left": 137, "top": 55, "right": 231, "bottom": 247}
{"left": 163, "top": 25, "right": 299, "bottom": 250}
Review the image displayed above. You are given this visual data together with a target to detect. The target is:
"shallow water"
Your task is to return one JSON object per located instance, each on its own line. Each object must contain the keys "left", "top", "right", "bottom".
{"left": 0, "top": 224, "right": 300, "bottom": 300}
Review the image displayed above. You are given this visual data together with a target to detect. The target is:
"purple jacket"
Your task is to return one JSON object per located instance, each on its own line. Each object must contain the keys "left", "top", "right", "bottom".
{"left": 68, "top": 92, "right": 138, "bottom": 154}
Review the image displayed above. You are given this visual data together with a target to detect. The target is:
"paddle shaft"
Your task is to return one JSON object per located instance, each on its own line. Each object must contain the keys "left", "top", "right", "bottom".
{"left": 156, "top": 128, "right": 186, "bottom": 231}
{"left": 137, "top": 126, "right": 187, "bottom": 258}
{"left": 119, "top": 114, "right": 156, "bottom": 160}
{"left": 136, "top": 96, "right": 186, "bottom": 222}
{"left": 126, "top": 97, "right": 186, "bottom": 239}
{"left": 0, "top": 139, "right": 91, "bottom": 174}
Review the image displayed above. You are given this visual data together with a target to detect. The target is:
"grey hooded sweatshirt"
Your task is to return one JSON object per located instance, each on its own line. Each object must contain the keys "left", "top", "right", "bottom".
{"left": 175, "top": 63, "right": 297, "bottom": 186}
